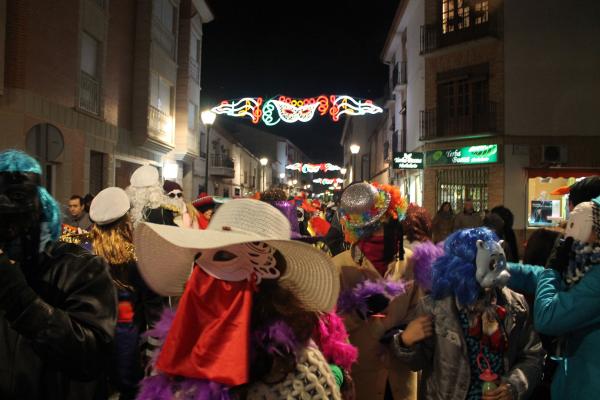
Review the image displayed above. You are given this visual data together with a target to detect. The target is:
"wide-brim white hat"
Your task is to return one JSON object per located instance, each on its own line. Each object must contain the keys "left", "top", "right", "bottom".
{"left": 134, "top": 199, "right": 340, "bottom": 312}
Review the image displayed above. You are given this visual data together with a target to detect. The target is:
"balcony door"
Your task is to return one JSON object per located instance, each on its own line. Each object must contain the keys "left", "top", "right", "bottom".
{"left": 437, "top": 65, "right": 490, "bottom": 137}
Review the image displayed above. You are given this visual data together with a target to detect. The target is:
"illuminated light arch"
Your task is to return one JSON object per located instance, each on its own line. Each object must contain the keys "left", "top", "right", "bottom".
{"left": 211, "top": 95, "right": 382, "bottom": 126}
{"left": 285, "top": 163, "right": 343, "bottom": 173}
{"left": 313, "top": 178, "right": 344, "bottom": 185}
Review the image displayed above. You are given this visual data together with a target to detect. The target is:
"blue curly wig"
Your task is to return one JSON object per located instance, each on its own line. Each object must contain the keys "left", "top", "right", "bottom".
{"left": 0, "top": 150, "right": 61, "bottom": 241}
{"left": 431, "top": 227, "right": 499, "bottom": 305}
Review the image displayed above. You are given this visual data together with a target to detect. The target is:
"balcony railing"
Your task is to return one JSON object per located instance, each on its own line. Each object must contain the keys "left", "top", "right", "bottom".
{"left": 419, "top": 101, "right": 497, "bottom": 141}
{"left": 148, "top": 105, "right": 173, "bottom": 142}
{"left": 420, "top": 13, "right": 498, "bottom": 54}
{"left": 189, "top": 61, "right": 200, "bottom": 83}
{"left": 209, "top": 154, "right": 235, "bottom": 178}
{"left": 79, "top": 71, "right": 100, "bottom": 115}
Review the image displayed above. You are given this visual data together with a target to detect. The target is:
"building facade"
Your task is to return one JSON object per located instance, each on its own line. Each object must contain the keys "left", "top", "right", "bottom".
{"left": 0, "top": 0, "right": 213, "bottom": 205}
{"left": 378, "top": 0, "right": 600, "bottom": 250}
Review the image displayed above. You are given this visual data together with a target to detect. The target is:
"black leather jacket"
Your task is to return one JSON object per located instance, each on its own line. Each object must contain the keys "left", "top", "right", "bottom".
{"left": 0, "top": 242, "right": 117, "bottom": 399}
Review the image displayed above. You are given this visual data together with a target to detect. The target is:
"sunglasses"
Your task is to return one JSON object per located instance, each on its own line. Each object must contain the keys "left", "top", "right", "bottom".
{"left": 168, "top": 192, "right": 183, "bottom": 198}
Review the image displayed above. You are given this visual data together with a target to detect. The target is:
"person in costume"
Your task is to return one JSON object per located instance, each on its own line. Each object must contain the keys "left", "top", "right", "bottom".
{"left": 133, "top": 199, "right": 352, "bottom": 399}
{"left": 0, "top": 150, "right": 117, "bottom": 399}
{"left": 402, "top": 204, "right": 433, "bottom": 251}
{"left": 190, "top": 193, "right": 217, "bottom": 229}
{"left": 126, "top": 165, "right": 177, "bottom": 227}
{"left": 334, "top": 181, "right": 420, "bottom": 400}
{"left": 507, "top": 195, "right": 600, "bottom": 399}
{"left": 89, "top": 187, "right": 165, "bottom": 399}
{"left": 391, "top": 227, "right": 544, "bottom": 400}
{"left": 163, "top": 180, "right": 192, "bottom": 228}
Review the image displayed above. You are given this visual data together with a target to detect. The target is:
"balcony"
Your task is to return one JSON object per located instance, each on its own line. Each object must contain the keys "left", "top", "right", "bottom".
{"left": 420, "top": 13, "right": 498, "bottom": 54}
{"left": 392, "top": 61, "right": 407, "bottom": 88}
{"left": 148, "top": 105, "right": 174, "bottom": 143}
{"left": 209, "top": 154, "right": 235, "bottom": 178}
{"left": 419, "top": 101, "right": 497, "bottom": 141}
{"left": 78, "top": 71, "right": 100, "bottom": 115}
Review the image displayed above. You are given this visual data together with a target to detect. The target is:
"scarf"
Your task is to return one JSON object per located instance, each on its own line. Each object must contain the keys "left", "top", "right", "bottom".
{"left": 357, "top": 236, "right": 387, "bottom": 275}
{"left": 564, "top": 241, "right": 600, "bottom": 286}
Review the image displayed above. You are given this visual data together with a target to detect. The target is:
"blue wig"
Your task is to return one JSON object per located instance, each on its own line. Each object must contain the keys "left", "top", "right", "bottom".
{"left": 431, "top": 227, "right": 499, "bottom": 305}
{"left": 0, "top": 150, "right": 62, "bottom": 241}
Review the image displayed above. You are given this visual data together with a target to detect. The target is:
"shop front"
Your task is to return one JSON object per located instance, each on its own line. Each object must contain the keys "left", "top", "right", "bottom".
{"left": 525, "top": 168, "right": 600, "bottom": 229}
{"left": 423, "top": 144, "right": 500, "bottom": 215}
{"left": 393, "top": 152, "right": 424, "bottom": 206}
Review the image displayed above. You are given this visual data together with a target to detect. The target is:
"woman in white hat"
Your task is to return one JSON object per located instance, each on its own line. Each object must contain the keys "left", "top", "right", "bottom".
{"left": 89, "top": 187, "right": 165, "bottom": 400}
{"left": 134, "top": 199, "right": 351, "bottom": 399}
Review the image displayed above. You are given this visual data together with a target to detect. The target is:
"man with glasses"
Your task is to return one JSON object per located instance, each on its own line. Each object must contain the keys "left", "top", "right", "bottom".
{"left": 163, "top": 180, "right": 191, "bottom": 227}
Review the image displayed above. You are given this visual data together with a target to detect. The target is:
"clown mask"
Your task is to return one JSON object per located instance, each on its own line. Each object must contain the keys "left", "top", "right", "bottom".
{"left": 475, "top": 240, "right": 510, "bottom": 289}
{"left": 565, "top": 201, "right": 594, "bottom": 244}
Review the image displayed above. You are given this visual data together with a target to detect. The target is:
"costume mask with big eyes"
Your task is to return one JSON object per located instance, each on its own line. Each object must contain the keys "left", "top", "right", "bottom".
{"left": 475, "top": 239, "right": 510, "bottom": 289}
{"left": 194, "top": 242, "right": 280, "bottom": 283}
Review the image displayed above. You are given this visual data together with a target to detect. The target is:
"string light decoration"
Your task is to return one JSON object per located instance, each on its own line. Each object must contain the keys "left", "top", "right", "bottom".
{"left": 211, "top": 95, "right": 382, "bottom": 126}
{"left": 286, "top": 163, "right": 342, "bottom": 173}
{"left": 313, "top": 178, "right": 344, "bottom": 185}
{"left": 210, "top": 97, "right": 263, "bottom": 124}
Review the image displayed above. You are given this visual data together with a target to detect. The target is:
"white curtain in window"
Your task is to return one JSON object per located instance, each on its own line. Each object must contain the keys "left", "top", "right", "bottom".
{"left": 81, "top": 32, "right": 98, "bottom": 77}
{"left": 158, "top": 77, "right": 171, "bottom": 114}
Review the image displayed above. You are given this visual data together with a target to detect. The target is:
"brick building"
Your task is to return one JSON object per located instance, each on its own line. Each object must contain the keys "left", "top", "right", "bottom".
{"left": 0, "top": 0, "right": 213, "bottom": 205}
{"left": 378, "top": 0, "right": 600, "bottom": 249}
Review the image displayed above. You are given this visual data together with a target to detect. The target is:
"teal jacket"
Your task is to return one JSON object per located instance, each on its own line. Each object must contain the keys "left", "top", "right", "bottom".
{"left": 508, "top": 262, "right": 600, "bottom": 399}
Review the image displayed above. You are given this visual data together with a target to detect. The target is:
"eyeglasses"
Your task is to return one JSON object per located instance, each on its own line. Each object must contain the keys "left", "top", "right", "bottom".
{"left": 168, "top": 192, "right": 183, "bottom": 198}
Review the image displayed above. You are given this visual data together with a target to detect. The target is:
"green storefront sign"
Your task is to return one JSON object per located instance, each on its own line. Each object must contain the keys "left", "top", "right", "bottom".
{"left": 425, "top": 145, "right": 498, "bottom": 166}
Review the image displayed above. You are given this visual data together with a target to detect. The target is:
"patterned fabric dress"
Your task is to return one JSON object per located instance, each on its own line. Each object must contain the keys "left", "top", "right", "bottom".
{"left": 459, "top": 309, "right": 505, "bottom": 400}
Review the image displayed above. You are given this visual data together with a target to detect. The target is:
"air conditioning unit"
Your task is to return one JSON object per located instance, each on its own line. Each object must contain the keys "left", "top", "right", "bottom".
{"left": 542, "top": 145, "right": 568, "bottom": 164}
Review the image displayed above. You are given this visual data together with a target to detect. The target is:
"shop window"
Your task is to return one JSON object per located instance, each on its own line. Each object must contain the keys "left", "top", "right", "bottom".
{"left": 436, "top": 167, "right": 489, "bottom": 213}
{"left": 527, "top": 177, "right": 577, "bottom": 227}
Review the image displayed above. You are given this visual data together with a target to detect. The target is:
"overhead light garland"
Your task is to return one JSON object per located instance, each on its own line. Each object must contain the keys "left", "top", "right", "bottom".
{"left": 211, "top": 95, "right": 382, "bottom": 126}
{"left": 313, "top": 178, "right": 344, "bottom": 185}
{"left": 286, "top": 163, "right": 342, "bottom": 173}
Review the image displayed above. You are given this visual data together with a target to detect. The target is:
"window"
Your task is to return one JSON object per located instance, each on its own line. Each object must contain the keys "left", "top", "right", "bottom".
{"left": 436, "top": 167, "right": 489, "bottom": 213}
{"left": 190, "top": 35, "right": 201, "bottom": 63}
{"left": 442, "top": 0, "right": 488, "bottom": 34}
{"left": 153, "top": 0, "right": 176, "bottom": 33}
{"left": 188, "top": 102, "right": 198, "bottom": 130}
{"left": 81, "top": 32, "right": 99, "bottom": 77}
{"left": 149, "top": 71, "right": 173, "bottom": 115}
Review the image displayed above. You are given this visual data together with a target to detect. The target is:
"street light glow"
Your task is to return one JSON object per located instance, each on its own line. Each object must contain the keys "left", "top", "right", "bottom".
{"left": 260, "top": 157, "right": 268, "bottom": 166}
{"left": 292, "top": 179, "right": 298, "bottom": 185}
{"left": 350, "top": 144, "right": 360, "bottom": 154}
{"left": 340, "top": 168, "right": 347, "bottom": 175}
{"left": 279, "top": 172, "right": 285, "bottom": 179}
{"left": 201, "top": 110, "right": 216, "bottom": 125}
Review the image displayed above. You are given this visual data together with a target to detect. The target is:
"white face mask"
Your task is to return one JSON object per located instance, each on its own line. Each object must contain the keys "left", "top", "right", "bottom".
{"left": 195, "top": 242, "right": 280, "bottom": 283}
{"left": 475, "top": 239, "right": 510, "bottom": 289}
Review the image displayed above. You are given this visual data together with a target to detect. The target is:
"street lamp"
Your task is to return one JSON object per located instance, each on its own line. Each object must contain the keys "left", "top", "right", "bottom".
{"left": 201, "top": 110, "right": 216, "bottom": 194}
{"left": 260, "top": 157, "right": 268, "bottom": 191}
{"left": 292, "top": 179, "right": 298, "bottom": 185}
{"left": 350, "top": 144, "right": 360, "bottom": 183}
{"left": 340, "top": 167, "right": 347, "bottom": 175}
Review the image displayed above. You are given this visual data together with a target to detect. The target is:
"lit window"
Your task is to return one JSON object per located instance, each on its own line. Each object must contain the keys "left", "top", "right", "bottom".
{"left": 150, "top": 71, "right": 173, "bottom": 115}
{"left": 475, "top": 1, "right": 489, "bottom": 24}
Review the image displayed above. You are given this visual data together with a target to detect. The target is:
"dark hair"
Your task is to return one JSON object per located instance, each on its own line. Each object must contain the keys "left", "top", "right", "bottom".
{"left": 402, "top": 204, "right": 433, "bottom": 243}
{"left": 569, "top": 176, "right": 600, "bottom": 207}
{"left": 248, "top": 251, "right": 319, "bottom": 384}
{"left": 260, "top": 188, "right": 287, "bottom": 202}
{"left": 384, "top": 218, "right": 405, "bottom": 261}
{"left": 523, "top": 229, "right": 560, "bottom": 266}
{"left": 491, "top": 206, "right": 519, "bottom": 262}
{"left": 69, "top": 195, "right": 83, "bottom": 206}
{"left": 438, "top": 201, "right": 453, "bottom": 214}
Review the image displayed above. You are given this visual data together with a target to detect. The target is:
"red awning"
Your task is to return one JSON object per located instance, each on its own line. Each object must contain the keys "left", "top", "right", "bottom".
{"left": 526, "top": 168, "right": 600, "bottom": 179}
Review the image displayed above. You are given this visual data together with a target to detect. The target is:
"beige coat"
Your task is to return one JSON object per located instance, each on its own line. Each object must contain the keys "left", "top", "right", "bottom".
{"left": 333, "top": 246, "right": 421, "bottom": 400}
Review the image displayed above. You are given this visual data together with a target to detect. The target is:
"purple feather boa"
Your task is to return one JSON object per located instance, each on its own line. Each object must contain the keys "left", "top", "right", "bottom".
{"left": 253, "top": 320, "right": 300, "bottom": 357}
{"left": 337, "top": 278, "right": 407, "bottom": 316}
{"left": 411, "top": 240, "right": 444, "bottom": 292}
{"left": 137, "top": 374, "right": 230, "bottom": 400}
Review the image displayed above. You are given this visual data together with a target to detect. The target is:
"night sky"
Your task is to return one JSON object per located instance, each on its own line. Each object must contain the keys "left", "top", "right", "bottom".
{"left": 201, "top": 1, "right": 398, "bottom": 163}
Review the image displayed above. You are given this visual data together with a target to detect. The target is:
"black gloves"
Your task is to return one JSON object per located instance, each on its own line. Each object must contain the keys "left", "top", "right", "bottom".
{"left": 546, "top": 236, "right": 573, "bottom": 274}
{"left": 0, "top": 251, "right": 37, "bottom": 321}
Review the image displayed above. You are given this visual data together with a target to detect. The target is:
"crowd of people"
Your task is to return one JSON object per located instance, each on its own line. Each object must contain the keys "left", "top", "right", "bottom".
{"left": 1, "top": 148, "right": 600, "bottom": 400}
